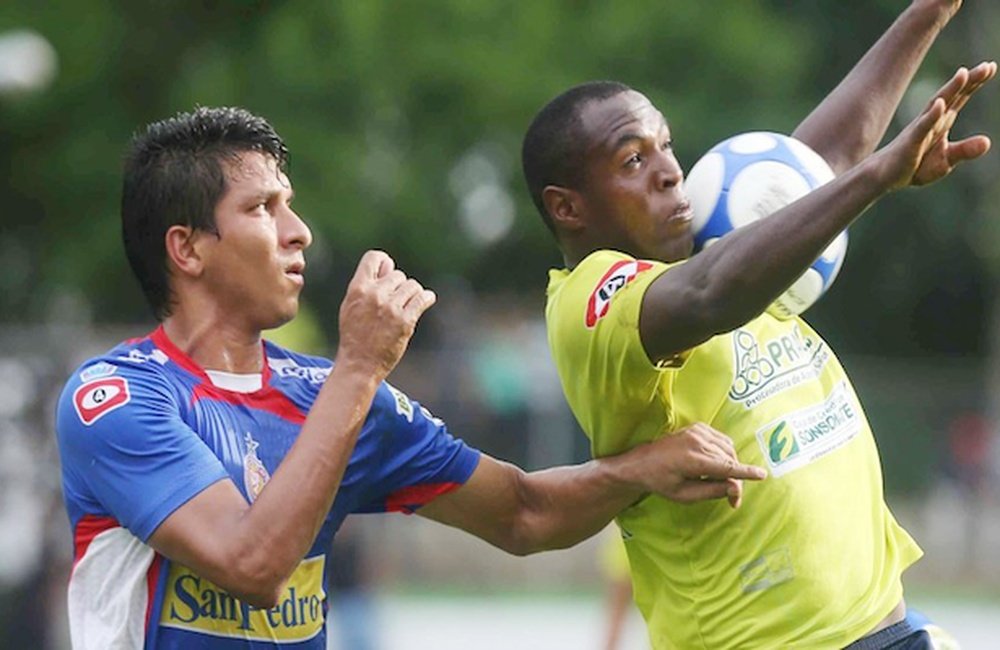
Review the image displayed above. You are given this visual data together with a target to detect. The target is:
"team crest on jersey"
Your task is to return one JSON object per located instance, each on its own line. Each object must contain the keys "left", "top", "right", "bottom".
{"left": 73, "top": 377, "right": 130, "bottom": 426}
{"left": 243, "top": 433, "right": 271, "bottom": 502}
{"left": 585, "top": 260, "right": 653, "bottom": 328}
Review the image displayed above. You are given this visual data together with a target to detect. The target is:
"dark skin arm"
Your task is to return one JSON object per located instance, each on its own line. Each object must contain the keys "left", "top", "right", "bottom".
{"left": 419, "top": 423, "right": 766, "bottom": 556}
{"left": 792, "top": 0, "right": 964, "bottom": 173}
{"left": 148, "top": 251, "right": 435, "bottom": 608}
{"left": 640, "top": 64, "right": 995, "bottom": 362}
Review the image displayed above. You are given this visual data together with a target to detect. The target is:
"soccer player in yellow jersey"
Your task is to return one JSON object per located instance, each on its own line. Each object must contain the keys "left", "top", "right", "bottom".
{"left": 521, "top": 1, "right": 995, "bottom": 648}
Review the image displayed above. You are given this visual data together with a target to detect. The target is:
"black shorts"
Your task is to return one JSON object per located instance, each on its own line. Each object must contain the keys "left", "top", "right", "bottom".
{"left": 843, "top": 621, "right": 933, "bottom": 650}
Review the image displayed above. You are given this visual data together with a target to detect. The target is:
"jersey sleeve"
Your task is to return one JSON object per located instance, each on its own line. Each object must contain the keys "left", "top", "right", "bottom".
{"left": 56, "top": 361, "right": 230, "bottom": 541}
{"left": 545, "top": 251, "right": 683, "bottom": 456}
{"left": 355, "top": 382, "right": 481, "bottom": 514}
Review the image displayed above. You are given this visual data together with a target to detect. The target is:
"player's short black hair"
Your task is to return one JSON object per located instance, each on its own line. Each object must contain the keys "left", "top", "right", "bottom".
{"left": 521, "top": 80, "right": 633, "bottom": 235}
{"left": 121, "top": 106, "right": 289, "bottom": 320}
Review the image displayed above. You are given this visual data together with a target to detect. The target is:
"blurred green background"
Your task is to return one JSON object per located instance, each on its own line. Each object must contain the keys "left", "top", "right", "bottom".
{"left": 1, "top": 1, "right": 998, "bottom": 648}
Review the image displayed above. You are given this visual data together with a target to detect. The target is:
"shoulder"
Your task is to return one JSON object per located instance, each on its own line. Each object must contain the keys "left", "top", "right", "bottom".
{"left": 547, "top": 250, "right": 667, "bottom": 330}
{"left": 61, "top": 335, "right": 177, "bottom": 407}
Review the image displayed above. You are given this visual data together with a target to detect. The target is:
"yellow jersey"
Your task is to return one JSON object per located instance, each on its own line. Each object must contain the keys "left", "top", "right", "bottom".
{"left": 546, "top": 250, "right": 922, "bottom": 649}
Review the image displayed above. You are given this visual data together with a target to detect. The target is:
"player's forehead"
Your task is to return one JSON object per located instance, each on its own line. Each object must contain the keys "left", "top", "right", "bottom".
{"left": 221, "top": 150, "right": 292, "bottom": 198}
{"left": 578, "top": 90, "right": 669, "bottom": 151}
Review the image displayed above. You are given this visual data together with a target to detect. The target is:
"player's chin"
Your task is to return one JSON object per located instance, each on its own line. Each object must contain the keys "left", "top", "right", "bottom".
{"left": 659, "top": 235, "right": 694, "bottom": 263}
{"left": 267, "top": 297, "right": 300, "bottom": 329}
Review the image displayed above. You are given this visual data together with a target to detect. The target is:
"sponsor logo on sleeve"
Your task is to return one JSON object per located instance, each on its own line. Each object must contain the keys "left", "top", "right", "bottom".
{"left": 79, "top": 362, "right": 117, "bottom": 382}
{"left": 419, "top": 405, "right": 445, "bottom": 428}
{"left": 72, "top": 377, "right": 130, "bottom": 426}
{"left": 385, "top": 383, "right": 414, "bottom": 422}
{"left": 585, "top": 260, "right": 653, "bottom": 328}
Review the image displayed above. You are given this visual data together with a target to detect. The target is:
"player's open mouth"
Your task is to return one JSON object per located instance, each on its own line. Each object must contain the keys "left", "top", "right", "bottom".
{"left": 284, "top": 262, "right": 305, "bottom": 286}
{"left": 667, "top": 202, "right": 694, "bottom": 224}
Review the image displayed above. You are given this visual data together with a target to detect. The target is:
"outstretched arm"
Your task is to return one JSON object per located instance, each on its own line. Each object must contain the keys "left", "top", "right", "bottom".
{"left": 792, "top": 0, "right": 962, "bottom": 174}
{"left": 640, "top": 63, "right": 995, "bottom": 362}
{"left": 418, "top": 423, "right": 767, "bottom": 556}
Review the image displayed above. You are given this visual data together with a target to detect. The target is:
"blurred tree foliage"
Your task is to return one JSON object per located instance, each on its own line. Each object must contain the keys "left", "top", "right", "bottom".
{"left": 0, "top": 0, "right": 996, "bottom": 360}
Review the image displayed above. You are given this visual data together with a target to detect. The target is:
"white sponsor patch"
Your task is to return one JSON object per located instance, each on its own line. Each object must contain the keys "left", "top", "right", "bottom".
{"left": 754, "top": 382, "right": 860, "bottom": 478}
{"left": 269, "top": 358, "right": 331, "bottom": 384}
{"left": 118, "top": 348, "right": 168, "bottom": 365}
{"left": 80, "top": 362, "right": 117, "bottom": 382}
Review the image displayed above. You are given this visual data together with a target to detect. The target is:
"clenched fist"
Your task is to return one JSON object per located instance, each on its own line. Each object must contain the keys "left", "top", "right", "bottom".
{"left": 336, "top": 250, "right": 436, "bottom": 379}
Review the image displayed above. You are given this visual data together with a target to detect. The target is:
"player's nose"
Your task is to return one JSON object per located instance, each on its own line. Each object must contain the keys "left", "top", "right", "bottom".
{"left": 281, "top": 207, "right": 313, "bottom": 250}
{"left": 655, "top": 150, "right": 683, "bottom": 190}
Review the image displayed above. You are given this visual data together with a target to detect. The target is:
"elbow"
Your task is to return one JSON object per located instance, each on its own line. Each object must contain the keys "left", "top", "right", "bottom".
{"left": 238, "top": 586, "right": 284, "bottom": 611}
{"left": 499, "top": 524, "right": 542, "bottom": 557}
{"left": 217, "top": 550, "right": 290, "bottom": 609}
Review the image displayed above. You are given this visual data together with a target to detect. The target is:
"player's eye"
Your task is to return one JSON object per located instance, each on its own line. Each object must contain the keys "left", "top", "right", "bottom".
{"left": 624, "top": 152, "right": 642, "bottom": 167}
{"left": 660, "top": 140, "right": 673, "bottom": 151}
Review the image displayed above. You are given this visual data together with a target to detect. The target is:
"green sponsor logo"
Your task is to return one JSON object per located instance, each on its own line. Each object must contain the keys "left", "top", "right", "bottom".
{"left": 767, "top": 421, "right": 799, "bottom": 463}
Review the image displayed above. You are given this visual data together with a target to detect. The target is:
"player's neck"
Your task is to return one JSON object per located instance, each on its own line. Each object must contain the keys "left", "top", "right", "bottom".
{"left": 160, "top": 313, "right": 264, "bottom": 374}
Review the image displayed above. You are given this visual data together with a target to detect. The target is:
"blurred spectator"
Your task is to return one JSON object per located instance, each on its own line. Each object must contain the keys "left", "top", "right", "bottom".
{"left": 326, "top": 519, "right": 379, "bottom": 650}
{"left": 941, "top": 411, "right": 994, "bottom": 498}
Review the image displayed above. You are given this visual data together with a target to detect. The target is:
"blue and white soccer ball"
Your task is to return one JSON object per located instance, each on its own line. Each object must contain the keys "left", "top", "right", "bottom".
{"left": 684, "top": 131, "right": 848, "bottom": 320}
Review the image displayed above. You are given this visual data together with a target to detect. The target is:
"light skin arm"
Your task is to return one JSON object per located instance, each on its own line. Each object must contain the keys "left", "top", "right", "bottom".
{"left": 418, "top": 423, "right": 767, "bottom": 556}
{"left": 148, "top": 251, "right": 436, "bottom": 608}
{"left": 792, "top": 0, "right": 964, "bottom": 173}
{"left": 639, "top": 64, "right": 995, "bottom": 362}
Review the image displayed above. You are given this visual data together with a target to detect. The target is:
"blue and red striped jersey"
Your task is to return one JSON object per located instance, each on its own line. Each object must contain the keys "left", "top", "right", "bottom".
{"left": 56, "top": 326, "right": 480, "bottom": 649}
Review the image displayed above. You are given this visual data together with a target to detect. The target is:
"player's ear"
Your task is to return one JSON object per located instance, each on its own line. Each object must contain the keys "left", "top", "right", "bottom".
{"left": 164, "top": 225, "right": 209, "bottom": 278}
{"left": 543, "top": 185, "right": 586, "bottom": 233}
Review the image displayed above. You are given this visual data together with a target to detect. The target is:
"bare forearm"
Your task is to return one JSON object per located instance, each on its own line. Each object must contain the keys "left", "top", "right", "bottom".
{"left": 793, "top": 2, "right": 953, "bottom": 173}
{"left": 510, "top": 457, "right": 645, "bottom": 555}
{"left": 229, "top": 360, "right": 381, "bottom": 590}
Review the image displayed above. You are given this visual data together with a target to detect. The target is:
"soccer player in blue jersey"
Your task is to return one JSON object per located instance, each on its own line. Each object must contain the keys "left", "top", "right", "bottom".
{"left": 54, "top": 106, "right": 767, "bottom": 649}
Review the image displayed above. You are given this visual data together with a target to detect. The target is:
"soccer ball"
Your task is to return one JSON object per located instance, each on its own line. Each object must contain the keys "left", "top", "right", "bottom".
{"left": 684, "top": 131, "right": 848, "bottom": 320}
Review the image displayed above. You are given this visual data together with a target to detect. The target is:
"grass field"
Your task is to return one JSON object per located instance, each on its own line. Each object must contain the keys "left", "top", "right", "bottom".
{"left": 327, "top": 590, "right": 1000, "bottom": 650}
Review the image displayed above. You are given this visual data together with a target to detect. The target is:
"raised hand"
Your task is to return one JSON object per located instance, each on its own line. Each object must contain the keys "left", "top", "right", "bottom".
{"left": 912, "top": 61, "right": 996, "bottom": 186}
{"left": 628, "top": 423, "right": 767, "bottom": 509}
{"left": 336, "top": 250, "right": 436, "bottom": 378}
{"left": 878, "top": 61, "right": 995, "bottom": 191}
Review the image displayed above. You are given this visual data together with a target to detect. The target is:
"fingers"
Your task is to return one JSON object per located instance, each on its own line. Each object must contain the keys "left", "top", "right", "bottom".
{"left": 695, "top": 455, "right": 768, "bottom": 481}
{"left": 693, "top": 422, "right": 737, "bottom": 458}
{"left": 927, "top": 66, "right": 969, "bottom": 113}
{"left": 393, "top": 278, "right": 438, "bottom": 318}
{"left": 672, "top": 477, "right": 745, "bottom": 509}
{"left": 677, "top": 423, "right": 767, "bottom": 481}
{"left": 947, "top": 134, "right": 992, "bottom": 165}
{"left": 942, "top": 61, "right": 996, "bottom": 119}
{"left": 351, "top": 249, "right": 395, "bottom": 284}
{"left": 671, "top": 479, "right": 734, "bottom": 504}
